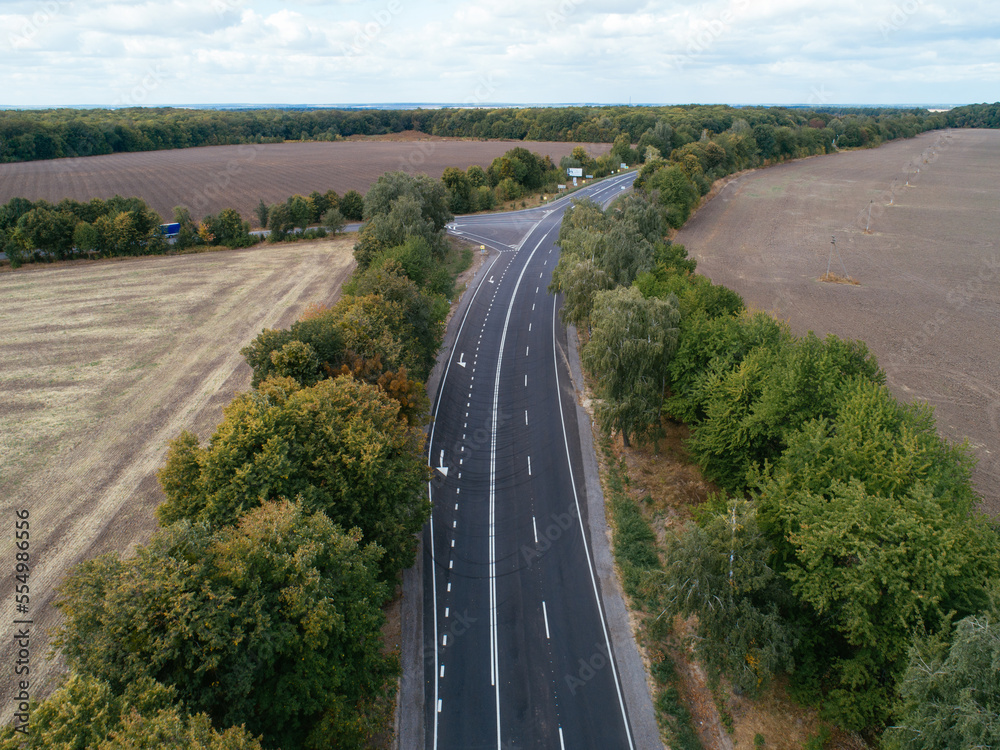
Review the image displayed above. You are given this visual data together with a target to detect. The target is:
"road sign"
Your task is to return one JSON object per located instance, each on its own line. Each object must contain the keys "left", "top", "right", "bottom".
{"left": 566, "top": 167, "right": 583, "bottom": 177}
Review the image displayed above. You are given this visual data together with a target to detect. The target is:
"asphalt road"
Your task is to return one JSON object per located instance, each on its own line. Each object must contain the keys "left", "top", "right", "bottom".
{"left": 423, "top": 172, "right": 644, "bottom": 749}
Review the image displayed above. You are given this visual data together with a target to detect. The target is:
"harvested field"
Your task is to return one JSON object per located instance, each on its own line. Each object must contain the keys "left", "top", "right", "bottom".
{"left": 674, "top": 129, "right": 1000, "bottom": 513}
{"left": 0, "top": 136, "right": 612, "bottom": 226}
{"left": 0, "top": 238, "right": 356, "bottom": 719}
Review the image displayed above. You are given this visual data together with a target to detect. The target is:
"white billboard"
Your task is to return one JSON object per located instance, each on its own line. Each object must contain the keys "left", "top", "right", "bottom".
{"left": 566, "top": 167, "right": 583, "bottom": 177}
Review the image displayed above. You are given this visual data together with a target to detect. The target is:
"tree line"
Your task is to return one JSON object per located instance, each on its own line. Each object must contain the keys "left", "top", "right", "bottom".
{"left": 5, "top": 102, "right": 998, "bottom": 164}
{"left": 0, "top": 144, "right": 583, "bottom": 268}
{"left": 551, "top": 191, "right": 1000, "bottom": 744}
{"left": 0, "top": 172, "right": 463, "bottom": 749}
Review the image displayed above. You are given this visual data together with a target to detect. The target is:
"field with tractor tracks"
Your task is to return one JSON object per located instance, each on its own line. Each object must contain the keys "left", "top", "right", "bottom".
{"left": 0, "top": 135, "right": 612, "bottom": 225}
{"left": 675, "top": 128, "right": 1000, "bottom": 513}
{"left": 0, "top": 238, "right": 356, "bottom": 719}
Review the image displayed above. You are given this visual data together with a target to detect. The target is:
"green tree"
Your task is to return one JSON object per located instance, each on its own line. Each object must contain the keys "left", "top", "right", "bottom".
{"left": 254, "top": 199, "right": 269, "bottom": 229}
{"left": 885, "top": 603, "right": 1000, "bottom": 750}
{"left": 266, "top": 203, "right": 293, "bottom": 239}
{"left": 363, "top": 171, "right": 451, "bottom": 231}
{"left": 321, "top": 207, "right": 345, "bottom": 234}
{"left": 345, "top": 261, "right": 444, "bottom": 378}
{"left": 156, "top": 377, "right": 430, "bottom": 577}
{"left": 466, "top": 164, "right": 487, "bottom": 188}
{"left": 55, "top": 501, "right": 395, "bottom": 750}
{"left": 549, "top": 257, "right": 612, "bottom": 327}
{"left": 205, "top": 208, "right": 252, "bottom": 248}
{"left": 583, "top": 286, "right": 680, "bottom": 446}
{"left": 269, "top": 339, "right": 322, "bottom": 384}
{"left": 354, "top": 195, "right": 440, "bottom": 270}
{"left": 687, "top": 333, "right": 882, "bottom": 492}
{"left": 644, "top": 164, "right": 700, "bottom": 228}
{"left": 339, "top": 190, "right": 364, "bottom": 221}
{"left": 657, "top": 499, "right": 796, "bottom": 695}
{"left": 308, "top": 190, "right": 329, "bottom": 223}
{"left": 442, "top": 166, "right": 472, "bottom": 213}
{"left": 286, "top": 194, "right": 313, "bottom": 231}
{"left": 173, "top": 206, "right": 198, "bottom": 249}
{"left": 16, "top": 206, "right": 76, "bottom": 259}
{"left": 754, "top": 379, "right": 998, "bottom": 730}
{"left": 73, "top": 220, "right": 100, "bottom": 257}
{"left": 0, "top": 673, "right": 264, "bottom": 750}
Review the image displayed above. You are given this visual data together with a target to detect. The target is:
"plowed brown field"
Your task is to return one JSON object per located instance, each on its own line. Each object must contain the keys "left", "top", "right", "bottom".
{"left": 0, "top": 137, "right": 612, "bottom": 225}
{"left": 0, "top": 238, "right": 355, "bottom": 720}
{"left": 674, "top": 129, "right": 1000, "bottom": 513}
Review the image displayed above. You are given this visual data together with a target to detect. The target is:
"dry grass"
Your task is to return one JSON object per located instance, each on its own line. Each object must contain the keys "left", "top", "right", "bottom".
{"left": 0, "top": 237, "right": 356, "bottom": 719}
{"left": 818, "top": 271, "right": 860, "bottom": 285}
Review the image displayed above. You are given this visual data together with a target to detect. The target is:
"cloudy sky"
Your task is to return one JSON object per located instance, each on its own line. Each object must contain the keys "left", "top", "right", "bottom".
{"left": 1, "top": 0, "right": 998, "bottom": 107}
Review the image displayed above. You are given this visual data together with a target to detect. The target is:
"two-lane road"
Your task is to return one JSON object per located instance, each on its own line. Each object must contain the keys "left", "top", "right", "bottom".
{"left": 424, "top": 173, "right": 642, "bottom": 749}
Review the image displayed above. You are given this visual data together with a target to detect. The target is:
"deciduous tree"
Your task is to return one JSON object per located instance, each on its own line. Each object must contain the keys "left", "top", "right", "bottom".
{"left": 583, "top": 286, "right": 680, "bottom": 446}
{"left": 156, "top": 377, "right": 430, "bottom": 577}
{"left": 56, "top": 501, "right": 395, "bottom": 749}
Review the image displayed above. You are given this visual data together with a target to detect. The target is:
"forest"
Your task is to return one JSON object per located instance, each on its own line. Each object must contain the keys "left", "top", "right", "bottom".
{"left": 2, "top": 102, "right": 995, "bottom": 164}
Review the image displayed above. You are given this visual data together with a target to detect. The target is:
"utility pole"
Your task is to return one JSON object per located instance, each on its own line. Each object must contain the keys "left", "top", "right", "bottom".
{"left": 826, "top": 235, "right": 848, "bottom": 278}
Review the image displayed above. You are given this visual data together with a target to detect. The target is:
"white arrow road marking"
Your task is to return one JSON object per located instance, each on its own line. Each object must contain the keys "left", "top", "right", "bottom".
{"left": 436, "top": 449, "right": 449, "bottom": 477}
{"left": 457, "top": 353, "right": 467, "bottom": 368}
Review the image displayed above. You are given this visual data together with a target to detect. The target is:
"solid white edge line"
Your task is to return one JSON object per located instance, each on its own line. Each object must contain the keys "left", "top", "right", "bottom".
{"left": 426, "top": 249, "right": 505, "bottom": 750}
{"left": 491, "top": 225, "right": 553, "bottom": 750}
{"left": 551, "top": 293, "right": 636, "bottom": 750}
{"left": 543, "top": 600, "right": 551, "bottom": 639}
{"left": 559, "top": 726, "right": 566, "bottom": 750}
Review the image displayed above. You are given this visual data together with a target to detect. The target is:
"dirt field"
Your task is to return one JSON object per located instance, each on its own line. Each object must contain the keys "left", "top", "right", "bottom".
{"left": 0, "top": 136, "right": 612, "bottom": 226}
{"left": 0, "top": 239, "right": 356, "bottom": 720}
{"left": 674, "top": 129, "right": 1000, "bottom": 514}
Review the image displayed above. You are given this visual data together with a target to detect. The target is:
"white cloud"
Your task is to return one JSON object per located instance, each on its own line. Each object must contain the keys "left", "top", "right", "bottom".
{"left": 0, "top": 0, "right": 997, "bottom": 105}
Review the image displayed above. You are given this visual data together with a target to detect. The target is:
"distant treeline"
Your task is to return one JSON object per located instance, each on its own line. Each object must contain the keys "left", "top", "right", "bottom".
{"left": 1, "top": 102, "right": 996, "bottom": 163}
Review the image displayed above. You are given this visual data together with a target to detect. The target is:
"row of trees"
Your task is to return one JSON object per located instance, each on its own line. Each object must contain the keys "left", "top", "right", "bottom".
{"left": 552, "top": 193, "right": 1000, "bottom": 741}
{"left": 0, "top": 182, "right": 360, "bottom": 267}
{"left": 6, "top": 102, "right": 996, "bottom": 164}
{"left": 0, "top": 145, "right": 564, "bottom": 269}
{"left": 0, "top": 195, "right": 166, "bottom": 267}
{"left": 1, "top": 173, "right": 462, "bottom": 749}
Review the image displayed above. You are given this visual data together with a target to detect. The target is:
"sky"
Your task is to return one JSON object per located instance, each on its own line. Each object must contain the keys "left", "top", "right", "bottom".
{"left": 1, "top": 0, "right": 998, "bottom": 107}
